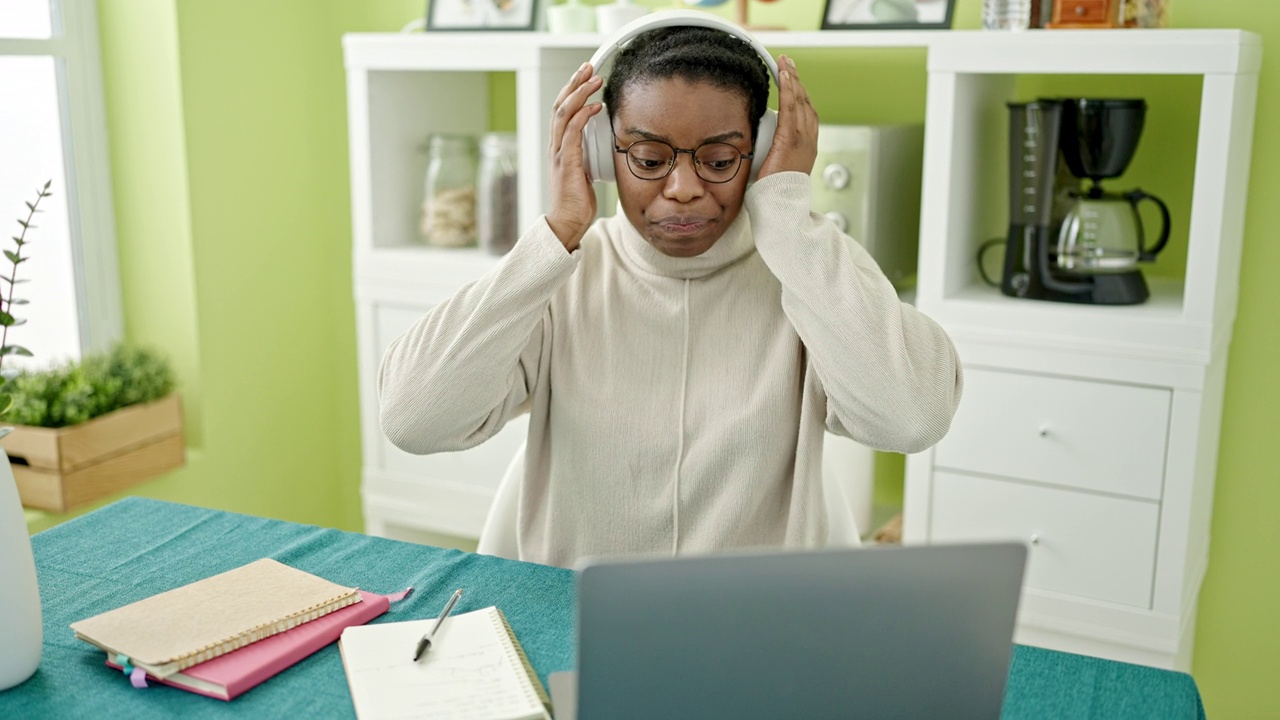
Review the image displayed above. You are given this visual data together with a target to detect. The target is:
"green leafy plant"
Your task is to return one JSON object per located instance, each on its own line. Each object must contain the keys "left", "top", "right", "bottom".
{"left": 3, "top": 344, "right": 176, "bottom": 428}
{"left": 0, "top": 181, "right": 50, "bottom": 416}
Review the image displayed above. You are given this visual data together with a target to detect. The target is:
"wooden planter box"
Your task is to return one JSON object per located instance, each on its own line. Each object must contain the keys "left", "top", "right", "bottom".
{"left": 2, "top": 393, "right": 186, "bottom": 512}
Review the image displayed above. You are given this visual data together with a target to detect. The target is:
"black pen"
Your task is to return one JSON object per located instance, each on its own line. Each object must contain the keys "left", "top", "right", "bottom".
{"left": 413, "top": 588, "right": 463, "bottom": 661}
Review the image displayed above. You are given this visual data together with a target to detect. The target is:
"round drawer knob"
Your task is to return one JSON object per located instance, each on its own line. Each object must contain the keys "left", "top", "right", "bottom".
{"left": 823, "top": 163, "right": 851, "bottom": 190}
{"left": 824, "top": 211, "right": 849, "bottom": 232}
{"left": 1038, "top": 426, "right": 1049, "bottom": 437}
{"left": 1074, "top": 4, "right": 1087, "bottom": 16}
{"left": 1030, "top": 534, "right": 1041, "bottom": 546}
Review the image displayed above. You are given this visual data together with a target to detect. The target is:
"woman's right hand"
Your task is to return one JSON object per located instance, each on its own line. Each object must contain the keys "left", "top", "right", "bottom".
{"left": 546, "top": 62, "right": 603, "bottom": 253}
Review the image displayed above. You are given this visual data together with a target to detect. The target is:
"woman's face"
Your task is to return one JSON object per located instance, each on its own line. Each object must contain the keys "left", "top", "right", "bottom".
{"left": 611, "top": 78, "right": 753, "bottom": 258}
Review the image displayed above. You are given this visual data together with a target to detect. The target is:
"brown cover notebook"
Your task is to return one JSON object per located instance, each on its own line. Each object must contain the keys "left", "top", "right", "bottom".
{"left": 71, "top": 558, "right": 360, "bottom": 678}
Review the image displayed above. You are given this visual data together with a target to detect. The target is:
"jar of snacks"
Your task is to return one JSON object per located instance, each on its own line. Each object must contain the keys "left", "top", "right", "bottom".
{"left": 420, "top": 134, "right": 478, "bottom": 248}
{"left": 477, "top": 132, "right": 520, "bottom": 256}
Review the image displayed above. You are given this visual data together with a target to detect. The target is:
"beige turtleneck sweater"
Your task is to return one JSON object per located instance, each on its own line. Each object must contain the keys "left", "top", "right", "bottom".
{"left": 378, "top": 172, "right": 962, "bottom": 568}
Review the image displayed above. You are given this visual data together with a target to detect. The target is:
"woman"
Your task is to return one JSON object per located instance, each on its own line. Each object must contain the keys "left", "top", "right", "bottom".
{"left": 378, "top": 26, "right": 962, "bottom": 568}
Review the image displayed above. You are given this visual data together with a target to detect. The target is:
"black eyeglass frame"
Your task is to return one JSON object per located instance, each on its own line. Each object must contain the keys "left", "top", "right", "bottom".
{"left": 612, "top": 133, "right": 754, "bottom": 184}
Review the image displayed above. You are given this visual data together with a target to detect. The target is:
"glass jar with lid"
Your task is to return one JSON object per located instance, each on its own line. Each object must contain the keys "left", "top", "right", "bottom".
{"left": 477, "top": 132, "right": 520, "bottom": 256}
{"left": 419, "top": 134, "right": 478, "bottom": 248}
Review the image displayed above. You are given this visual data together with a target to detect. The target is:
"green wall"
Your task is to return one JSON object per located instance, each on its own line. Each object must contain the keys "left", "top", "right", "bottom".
{"left": 33, "top": 0, "right": 1274, "bottom": 715}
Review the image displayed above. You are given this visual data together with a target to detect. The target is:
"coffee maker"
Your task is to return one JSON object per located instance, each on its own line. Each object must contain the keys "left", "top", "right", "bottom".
{"left": 999, "top": 98, "right": 1171, "bottom": 305}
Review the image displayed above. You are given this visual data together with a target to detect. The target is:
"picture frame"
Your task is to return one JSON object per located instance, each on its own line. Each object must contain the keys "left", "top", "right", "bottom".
{"left": 426, "top": 0, "right": 539, "bottom": 31}
{"left": 821, "top": 0, "right": 956, "bottom": 30}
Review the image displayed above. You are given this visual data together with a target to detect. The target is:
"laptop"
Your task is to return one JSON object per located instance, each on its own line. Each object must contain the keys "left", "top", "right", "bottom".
{"left": 550, "top": 542, "right": 1027, "bottom": 720}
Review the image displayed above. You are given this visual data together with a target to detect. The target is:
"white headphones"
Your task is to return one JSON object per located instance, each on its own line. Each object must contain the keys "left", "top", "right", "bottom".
{"left": 581, "top": 10, "right": 780, "bottom": 184}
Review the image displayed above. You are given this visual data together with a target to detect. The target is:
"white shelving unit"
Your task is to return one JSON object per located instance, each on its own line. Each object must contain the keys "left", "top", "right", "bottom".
{"left": 344, "top": 29, "right": 1259, "bottom": 669}
{"left": 904, "top": 29, "right": 1260, "bottom": 671}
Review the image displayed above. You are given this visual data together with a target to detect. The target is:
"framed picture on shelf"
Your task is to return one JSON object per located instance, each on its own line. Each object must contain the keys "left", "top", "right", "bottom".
{"left": 426, "top": 0, "right": 539, "bottom": 31}
{"left": 821, "top": 0, "right": 956, "bottom": 30}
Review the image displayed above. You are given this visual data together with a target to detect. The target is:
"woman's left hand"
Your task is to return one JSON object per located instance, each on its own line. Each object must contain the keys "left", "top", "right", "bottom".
{"left": 757, "top": 55, "right": 819, "bottom": 179}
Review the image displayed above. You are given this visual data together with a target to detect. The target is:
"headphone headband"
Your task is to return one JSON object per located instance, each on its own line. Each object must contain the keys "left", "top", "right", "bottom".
{"left": 587, "top": 10, "right": 780, "bottom": 84}
{"left": 580, "top": 10, "right": 779, "bottom": 184}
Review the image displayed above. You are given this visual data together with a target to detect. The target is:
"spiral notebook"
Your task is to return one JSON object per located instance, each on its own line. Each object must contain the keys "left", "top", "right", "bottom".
{"left": 105, "top": 589, "right": 402, "bottom": 700}
{"left": 71, "top": 558, "right": 361, "bottom": 679}
{"left": 339, "top": 606, "right": 551, "bottom": 720}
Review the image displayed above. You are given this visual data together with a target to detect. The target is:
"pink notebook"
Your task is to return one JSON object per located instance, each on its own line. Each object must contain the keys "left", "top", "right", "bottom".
{"left": 106, "top": 589, "right": 405, "bottom": 700}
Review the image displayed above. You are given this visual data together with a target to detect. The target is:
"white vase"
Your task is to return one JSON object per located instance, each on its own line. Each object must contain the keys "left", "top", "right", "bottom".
{"left": 0, "top": 440, "right": 42, "bottom": 690}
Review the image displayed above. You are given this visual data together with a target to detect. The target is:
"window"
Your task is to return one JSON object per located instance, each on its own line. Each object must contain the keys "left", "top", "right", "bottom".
{"left": 0, "top": 0, "right": 121, "bottom": 370}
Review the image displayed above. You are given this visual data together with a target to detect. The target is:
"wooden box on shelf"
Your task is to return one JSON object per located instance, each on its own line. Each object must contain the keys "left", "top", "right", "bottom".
{"left": 1048, "top": 0, "right": 1120, "bottom": 28}
{"left": 2, "top": 394, "right": 186, "bottom": 513}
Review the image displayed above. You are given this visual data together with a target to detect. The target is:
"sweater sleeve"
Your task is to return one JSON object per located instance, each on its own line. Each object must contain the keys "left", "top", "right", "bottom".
{"left": 745, "top": 172, "right": 963, "bottom": 454}
{"left": 377, "top": 217, "right": 578, "bottom": 454}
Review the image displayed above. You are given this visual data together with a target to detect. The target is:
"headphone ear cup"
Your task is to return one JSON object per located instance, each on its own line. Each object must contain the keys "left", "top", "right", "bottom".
{"left": 749, "top": 108, "right": 778, "bottom": 182}
{"left": 581, "top": 108, "right": 616, "bottom": 184}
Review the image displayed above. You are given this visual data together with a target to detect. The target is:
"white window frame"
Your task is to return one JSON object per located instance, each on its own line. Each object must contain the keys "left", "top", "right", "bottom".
{"left": 0, "top": 0, "right": 122, "bottom": 356}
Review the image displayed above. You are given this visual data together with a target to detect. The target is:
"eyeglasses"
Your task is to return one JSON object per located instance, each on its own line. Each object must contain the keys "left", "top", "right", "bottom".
{"left": 613, "top": 135, "right": 753, "bottom": 184}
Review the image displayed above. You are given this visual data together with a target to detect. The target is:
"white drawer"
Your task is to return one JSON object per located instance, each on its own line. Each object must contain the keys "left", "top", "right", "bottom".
{"left": 935, "top": 368, "right": 1170, "bottom": 500}
{"left": 930, "top": 472, "right": 1158, "bottom": 609}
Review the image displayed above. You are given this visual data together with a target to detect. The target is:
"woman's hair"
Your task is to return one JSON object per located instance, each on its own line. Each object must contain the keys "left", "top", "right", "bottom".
{"left": 603, "top": 26, "right": 771, "bottom": 141}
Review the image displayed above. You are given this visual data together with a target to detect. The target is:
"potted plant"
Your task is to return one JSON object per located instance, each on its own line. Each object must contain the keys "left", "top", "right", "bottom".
{"left": 2, "top": 343, "right": 183, "bottom": 513}
{"left": 0, "top": 181, "right": 50, "bottom": 691}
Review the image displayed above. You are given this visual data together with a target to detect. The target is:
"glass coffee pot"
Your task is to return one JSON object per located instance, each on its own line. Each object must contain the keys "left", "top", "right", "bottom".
{"left": 1045, "top": 98, "right": 1171, "bottom": 304}
{"left": 1056, "top": 185, "right": 1170, "bottom": 274}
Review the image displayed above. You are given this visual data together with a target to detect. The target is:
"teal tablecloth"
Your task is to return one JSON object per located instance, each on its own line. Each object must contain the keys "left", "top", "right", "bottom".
{"left": 1, "top": 498, "right": 1204, "bottom": 719}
